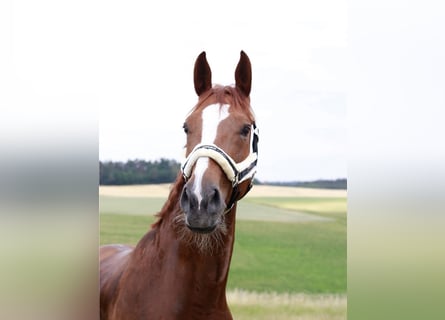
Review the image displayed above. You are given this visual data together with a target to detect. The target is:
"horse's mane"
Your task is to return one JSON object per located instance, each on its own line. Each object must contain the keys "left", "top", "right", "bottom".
{"left": 151, "top": 173, "right": 185, "bottom": 229}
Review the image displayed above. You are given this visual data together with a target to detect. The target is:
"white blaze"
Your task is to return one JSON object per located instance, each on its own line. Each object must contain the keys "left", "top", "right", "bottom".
{"left": 192, "top": 104, "right": 230, "bottom": 206}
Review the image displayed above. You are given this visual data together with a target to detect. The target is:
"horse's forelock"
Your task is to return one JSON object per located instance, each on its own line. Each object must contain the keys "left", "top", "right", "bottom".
{"left": 191, "top": 85, "right": 254, "bottom": 120}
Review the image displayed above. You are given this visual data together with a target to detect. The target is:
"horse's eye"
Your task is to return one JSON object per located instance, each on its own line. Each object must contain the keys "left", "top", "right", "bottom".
{"left": 183, "top": 123, "right": 189, "bottom": 134}
{"left": 240, "top": 124, "right": 251, "bottom": 137}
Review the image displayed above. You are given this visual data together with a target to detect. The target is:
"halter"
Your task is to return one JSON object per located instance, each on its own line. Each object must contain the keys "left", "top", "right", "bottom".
{"left": 181, "top": 123, "right": 259, "bottom": 213}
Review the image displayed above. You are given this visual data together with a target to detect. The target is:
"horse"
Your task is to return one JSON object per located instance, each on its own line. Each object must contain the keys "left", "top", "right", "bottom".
{"left": 100, "top": 51, "right": 259, "bottom": 320}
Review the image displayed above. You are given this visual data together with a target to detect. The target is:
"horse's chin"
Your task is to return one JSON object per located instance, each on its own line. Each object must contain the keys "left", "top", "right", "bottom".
{"left": 186, "top": 224, "right": 217, "bottom": 234}
{"left": 173, "top": 213, "right": 227, "bottom": 254}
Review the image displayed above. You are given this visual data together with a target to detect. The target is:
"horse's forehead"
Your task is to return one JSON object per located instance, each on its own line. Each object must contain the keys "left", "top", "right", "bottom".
{"left": 202, "top": 103, "right": 231, "bottom": 119}
{"left": 201, "top": 103, "right": 230, "bottom": 143}
{"left": 187, "top": 88, "right": 253, "bottom": 124}
{"left": 189, "top": 102, "right": 231, "bottom": 121}
{"left": 202, "top": 103, "right": 230, "bottom": 118}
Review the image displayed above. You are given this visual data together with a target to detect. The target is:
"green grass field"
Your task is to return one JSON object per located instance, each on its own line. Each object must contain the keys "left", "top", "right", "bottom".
{"left": 100, "top": 188, "right": 347, "bottom": 319}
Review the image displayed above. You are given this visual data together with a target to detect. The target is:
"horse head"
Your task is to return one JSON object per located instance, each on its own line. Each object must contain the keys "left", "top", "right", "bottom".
{"left": 180, "top": 51, "right": 258, "bottom": 234}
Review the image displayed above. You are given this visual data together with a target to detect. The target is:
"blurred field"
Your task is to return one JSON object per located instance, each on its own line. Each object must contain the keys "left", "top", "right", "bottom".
{"left": 99, "top": 184, "right": 347, "bottom": 198}
{"left": 100, "top": 184, "right": 347, "bottom": 319}
{"left": 227, "top": 290, "right": 346, "bottom": 320}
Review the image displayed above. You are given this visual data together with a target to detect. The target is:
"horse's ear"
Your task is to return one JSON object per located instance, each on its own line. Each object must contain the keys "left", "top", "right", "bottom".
{"left": 194, "top": 51, "right": 212, "bottom": 96}
{"left": 235, "top": 51, "right": 252, "bottom": 97}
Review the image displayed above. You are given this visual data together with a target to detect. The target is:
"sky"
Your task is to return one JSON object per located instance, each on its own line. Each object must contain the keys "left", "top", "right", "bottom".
{"left": 2, "top": 0, "right": 348, "bottom": 182}
{"left": 97, "top": 0, "right": 347, "bottom": 182}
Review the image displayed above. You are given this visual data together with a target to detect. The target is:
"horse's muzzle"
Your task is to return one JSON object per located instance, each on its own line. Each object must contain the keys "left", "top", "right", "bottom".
{"left": 180, "top": 184, "right": 225, "bottom": 233}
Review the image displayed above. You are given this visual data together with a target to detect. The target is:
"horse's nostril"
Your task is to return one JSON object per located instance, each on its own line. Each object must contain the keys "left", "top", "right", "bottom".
{"left": 182, "top": 187, "right": 188, "bottom": 199}
{"left": 206, "top": 187, "right": 224, "bottom": 212}
{"left": 211, "top": 188, "right": 221, "bottom": 204}
{"left": 180, "top": 187, "right": 192, "bottom": 212}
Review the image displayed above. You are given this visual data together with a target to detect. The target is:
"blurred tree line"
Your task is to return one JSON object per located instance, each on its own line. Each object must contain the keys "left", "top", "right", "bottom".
{"left": 100, "top": 159, "right": 180, "bottom": 185}
{"left": 261, "top": 178, "right": 347, "bottom": 190}
{"left": 100, "top": 159, "right": 346, "bottom": 189}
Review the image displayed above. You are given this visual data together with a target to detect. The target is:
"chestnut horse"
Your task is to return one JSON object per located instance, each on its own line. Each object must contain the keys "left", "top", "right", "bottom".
{"left": 100, "top": 51, "right": 259, "bottom": 319}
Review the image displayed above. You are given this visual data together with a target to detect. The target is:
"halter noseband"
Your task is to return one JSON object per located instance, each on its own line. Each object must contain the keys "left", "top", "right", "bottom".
{"left": 181, "top": 123, "right": 259, "bottom": 213}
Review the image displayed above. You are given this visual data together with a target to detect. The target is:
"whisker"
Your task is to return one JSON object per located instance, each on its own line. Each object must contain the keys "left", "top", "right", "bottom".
{"left": 173, "top": 212, "right": 227, "bottom": 254}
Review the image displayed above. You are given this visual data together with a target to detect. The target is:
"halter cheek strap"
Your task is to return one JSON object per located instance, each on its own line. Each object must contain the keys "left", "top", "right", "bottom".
{"left": 181, "top": 123, "right": 259, "bottom": 212}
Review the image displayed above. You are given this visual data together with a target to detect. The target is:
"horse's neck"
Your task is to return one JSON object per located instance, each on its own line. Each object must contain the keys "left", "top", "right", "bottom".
{"left": 154, "top": 201, "right": 237, "bottom": 290}
{"left": 131, "top": 179, "right": 237, "bottom": 312}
